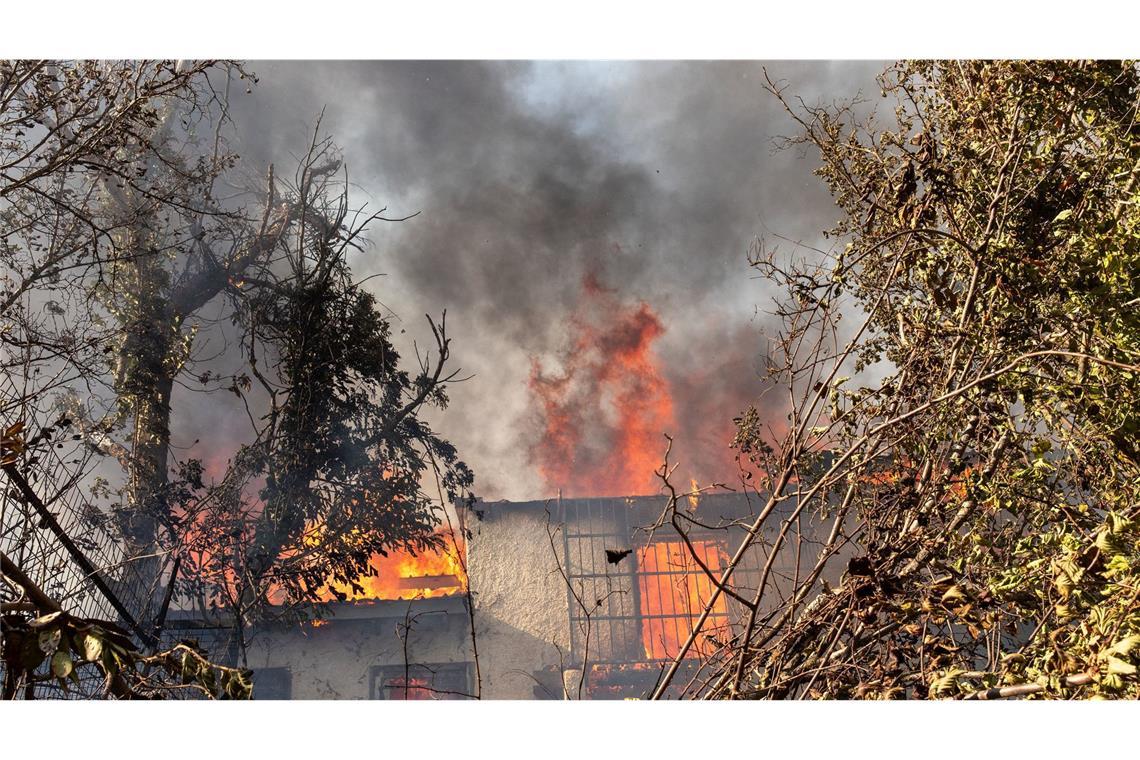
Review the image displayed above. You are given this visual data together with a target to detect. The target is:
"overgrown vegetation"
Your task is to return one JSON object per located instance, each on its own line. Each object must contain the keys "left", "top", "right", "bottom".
{"left": 657, "top": 60, "right": 1140, "bottom": 699}
{"left": 5, "top": 58, "right": 1139, "bottom": 702}
{"left": 1, "top": 61, "right": 472, "bottom": 698}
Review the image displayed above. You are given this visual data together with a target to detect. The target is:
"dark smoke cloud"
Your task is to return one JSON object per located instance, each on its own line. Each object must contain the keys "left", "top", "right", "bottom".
{"left": 198, "top": 61, "right": 884, "bottom": 499}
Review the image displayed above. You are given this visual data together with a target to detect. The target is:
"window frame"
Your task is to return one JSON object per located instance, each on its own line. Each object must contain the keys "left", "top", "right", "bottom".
{"left": 369, "top": 662, "right": 475, "bottom": 700}
{"left": 251, "top": 666, "right": 293, "bottom": 700}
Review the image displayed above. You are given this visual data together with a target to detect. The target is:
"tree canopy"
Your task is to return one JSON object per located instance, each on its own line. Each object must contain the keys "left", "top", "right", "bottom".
{"left": 659, "top": 60, "right": 1140, "bottom": 700}
{"left": 1, "top": 61, "right": 473, "bottom": 697}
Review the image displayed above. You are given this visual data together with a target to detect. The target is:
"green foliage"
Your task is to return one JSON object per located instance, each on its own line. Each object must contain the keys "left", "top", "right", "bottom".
{"left": 734, "top": 61, "right": 1140, "bottom": 699}
{"left": 174, "top": 145, "right": 474, "bottom": 615}
{"left": 235, "top": 260, "right": 474, "bottom": 606}
{"left": 1, "top": 609, "right": 250, "bottom": 699}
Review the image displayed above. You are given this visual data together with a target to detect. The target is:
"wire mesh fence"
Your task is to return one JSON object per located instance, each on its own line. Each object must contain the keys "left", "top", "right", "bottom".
{"left": 0, "top": 381, "right": 180, "bottom": 698}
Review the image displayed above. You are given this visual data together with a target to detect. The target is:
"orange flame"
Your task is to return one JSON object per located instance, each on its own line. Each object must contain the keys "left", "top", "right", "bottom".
{"left": 529, "top": 273, "right": 676, "bottom": 497}
{"left": 378, "top": 676, "right": 435, "bottom": 700}
{"left": 316, "top": 533, "right": 467, "bottom": 603}
{"left": 637, "top": 539, "right": 730, "bottom": 660}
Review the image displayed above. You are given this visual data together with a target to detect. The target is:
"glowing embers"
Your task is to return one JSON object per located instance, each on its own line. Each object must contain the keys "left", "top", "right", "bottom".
{"left": 584, "top": 662, "right": 668, "bottom": 699}
{"left": 317, "top": 534, "right": 467, "bottom": 603}
{"left": 371, "top": 663, "right": 473, "bottom": 700}
{"left": 380, "top": 676, "right": 436, "bottom": 700}
{"left": 637, "top": 539, "right": 730, "bottom": 661}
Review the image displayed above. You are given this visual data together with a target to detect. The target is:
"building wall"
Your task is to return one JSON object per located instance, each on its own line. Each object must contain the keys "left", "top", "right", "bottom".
{"left": 236, "top": 492, "right": 846, "bottom": 699}
{"left": 243, "top": 503, "right": 575, "bottom": 700}
{"left": 467, "top": 502, "right": 574, "bottom": 698}
{"left": 245, "top": 597, "right": 474, "bottom": 699}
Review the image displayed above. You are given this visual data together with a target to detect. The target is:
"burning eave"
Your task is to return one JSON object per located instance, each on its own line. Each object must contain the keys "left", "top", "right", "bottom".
{"left": 311, "top": 531, "right": 469, "bottom": 604}
{"left": 163, "top": 593, "right": 469, "bottom": 635}
{"left": 466, "top": 491, "right": 769, "bottom": 524}
{"left": 302, "top": 594, "right": 468, "bottom": 621}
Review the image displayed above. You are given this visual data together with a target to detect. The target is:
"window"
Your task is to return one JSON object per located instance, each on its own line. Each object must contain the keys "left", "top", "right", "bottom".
{"left": 636, "top": 539, "right": 730, "bottom": 660}
{"left": 370, "top": 663, "right": 473, "bottom": 700}
{"left": 252, "top": 667, "right": 292, "bottom": 700}
{"left": 559, "top": 495, "right": 751, "bottom": 666}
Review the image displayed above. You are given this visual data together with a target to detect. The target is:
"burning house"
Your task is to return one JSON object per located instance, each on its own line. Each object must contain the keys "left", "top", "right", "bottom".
{"left": 163, "top": 490, "right": 823, "bottom": 700}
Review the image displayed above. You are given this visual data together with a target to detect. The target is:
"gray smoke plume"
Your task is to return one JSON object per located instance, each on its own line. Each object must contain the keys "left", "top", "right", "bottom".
{"left": 173, "top": 61, "right": 885, "bottom": 500}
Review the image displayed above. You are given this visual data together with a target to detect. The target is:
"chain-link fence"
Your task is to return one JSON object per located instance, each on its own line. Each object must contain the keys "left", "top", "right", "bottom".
{"left": 1, "top": 399, "right": 178, "bottom": 698}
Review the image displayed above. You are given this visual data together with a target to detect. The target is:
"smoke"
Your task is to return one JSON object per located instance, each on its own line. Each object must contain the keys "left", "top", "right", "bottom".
{"left": 183, "top": 60, "right": 886, "bottom": 500}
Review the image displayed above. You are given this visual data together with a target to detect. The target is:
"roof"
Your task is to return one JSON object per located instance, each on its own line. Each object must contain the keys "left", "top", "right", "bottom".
{"left": 467, "top": 490, "right": 774, "bottom": 523}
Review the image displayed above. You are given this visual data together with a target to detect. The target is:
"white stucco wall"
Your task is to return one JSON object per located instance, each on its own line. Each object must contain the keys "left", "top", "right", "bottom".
{"left": 245, "top": 597, "right": 475, "bottom": 699}
{"left": 243, "top": 503, "right": 574, "bottom": 700}
{"left": 235, "top": 493, "right": 833, "bottom": 700}
{"left": 467, "top": 503, "right": 573, "bottom": 698}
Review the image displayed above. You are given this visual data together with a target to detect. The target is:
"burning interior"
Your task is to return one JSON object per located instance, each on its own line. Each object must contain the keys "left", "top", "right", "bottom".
{"left": 315, "top": 533, "right": 468, "bottom": 603}
{"left": 165, "top": 268, "right": 799, "bottom": 700}
{"left": 547, "top": 492, "right": 805, "bottom": 698}
{"left": 166, "top": 489, "right": 815, "bottom": 701}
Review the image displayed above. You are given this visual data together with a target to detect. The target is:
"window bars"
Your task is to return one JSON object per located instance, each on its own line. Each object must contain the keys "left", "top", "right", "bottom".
{"left": 557, "top": 493, "right": 762, "bottom": 668}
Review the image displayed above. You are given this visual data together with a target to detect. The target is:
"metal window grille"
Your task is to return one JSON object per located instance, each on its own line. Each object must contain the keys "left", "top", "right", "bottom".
{"left": 558, "top": 493, "right": 767, "bottom": 669}
{"left": 636, "top": 538, "right": 731, "bottom": 661}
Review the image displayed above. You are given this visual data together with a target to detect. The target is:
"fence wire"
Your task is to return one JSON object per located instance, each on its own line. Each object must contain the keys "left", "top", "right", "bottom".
{"left": 0, "top": 374, "right": 184, "bottom": 698}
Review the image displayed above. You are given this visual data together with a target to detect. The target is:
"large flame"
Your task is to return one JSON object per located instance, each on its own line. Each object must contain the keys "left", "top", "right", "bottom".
{"left": 529, "top": 273, "right": 676, "bottom": 497}
{"left": 316, "top": 533, "right": 467, "bottom": 602}
{"left": 637, "top": 539, "right": 730, "bottom": 660}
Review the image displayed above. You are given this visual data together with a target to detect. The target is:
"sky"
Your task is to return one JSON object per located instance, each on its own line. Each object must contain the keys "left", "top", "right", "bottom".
{"left": 179, "top": 61, "right": 885, "bottom": 501}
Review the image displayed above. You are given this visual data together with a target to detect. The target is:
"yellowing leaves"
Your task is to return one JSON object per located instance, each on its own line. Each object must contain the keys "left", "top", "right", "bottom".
{"left": 940, "top": 585, "right": 967, "bottom": 606}
{"left": 1107, "top": 635, "right": 1140, "bottom": 658}
{"left": 82, "top": 633, "right": 104, "bottom": 663}
{"left": 50, "top": 651, "right": 73, "bottom": 679}
{"left": 1104, "top": 657, "right": 1137, "bottom": 677}
{"left": 1, "top": 420, "right": 25, "bottom": 465}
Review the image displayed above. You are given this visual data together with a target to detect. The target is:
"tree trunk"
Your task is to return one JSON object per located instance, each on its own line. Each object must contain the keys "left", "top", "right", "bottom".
{"left": 114, "top": 271, "right": 181, "bottom": 625}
